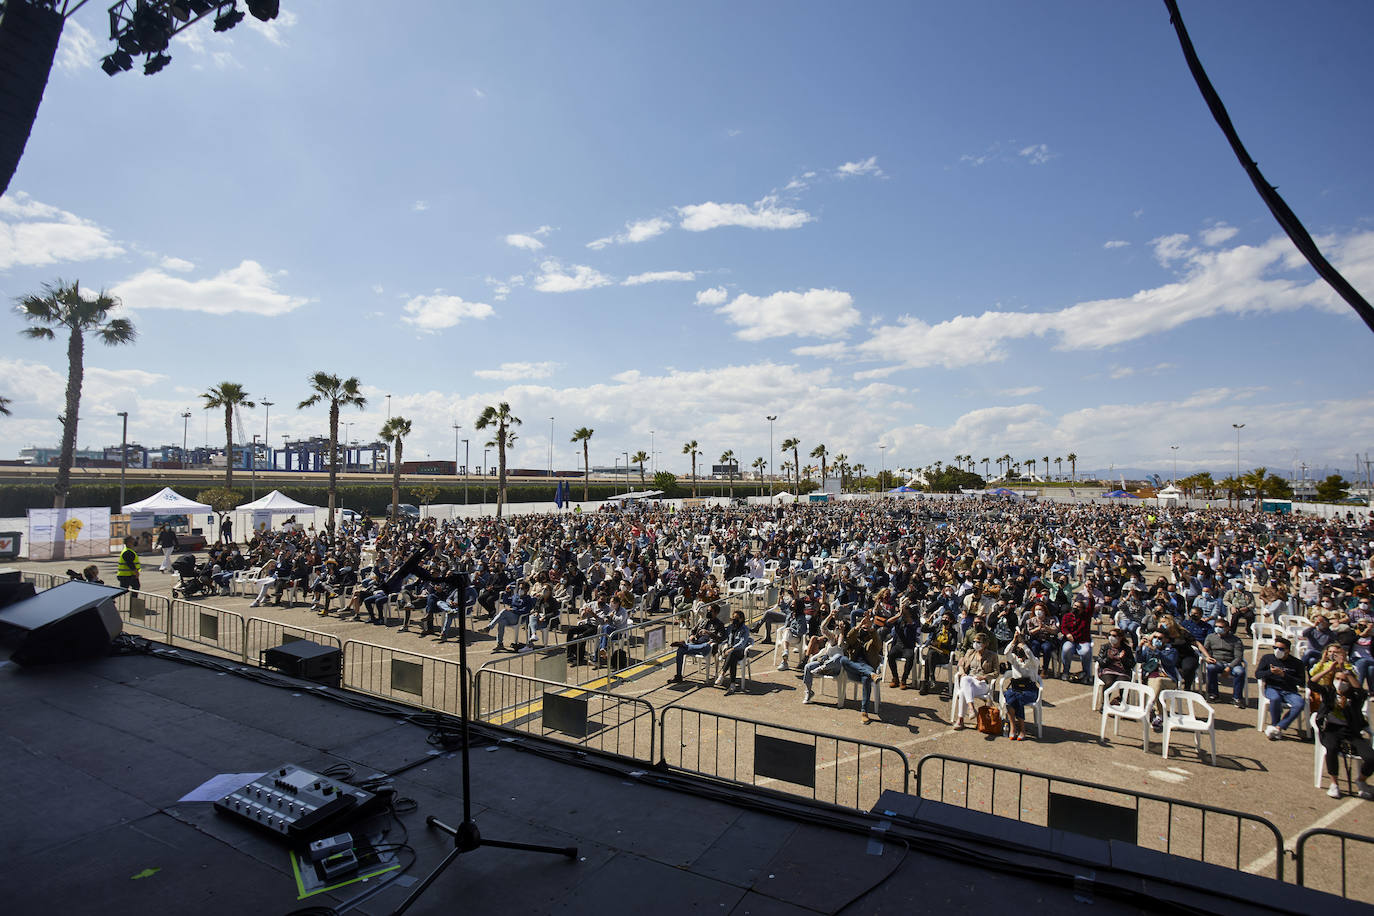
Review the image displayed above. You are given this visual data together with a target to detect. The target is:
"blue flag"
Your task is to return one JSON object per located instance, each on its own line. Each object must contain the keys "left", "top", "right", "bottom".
{"left": 554, "top": 479, "right": 565, "bottom": 509}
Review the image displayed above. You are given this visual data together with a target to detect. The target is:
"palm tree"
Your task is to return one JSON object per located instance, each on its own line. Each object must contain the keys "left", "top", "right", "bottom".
{"left": 475, "top": 402, "right": 521, "bottom": 518}
{"left": 0, "top": 395, "right": 10, "bottom": 416}
{"left": 682, "top": 440, "right": 700, "bottom": 496}
{"left": 298, "top": 373, "right": 367, "bottom": 529}
{"left": 719, "top": 449, "right": 737, "bottom": 497}
{"left": 1241, "top": 466, "right": 1269, "bottom": 510}
{"left": 1067, "top": 452, "right": 1078, "bottom": 482}
{"left": 981, "top": 457, "right": 990, "bottom": 478}
{"left": 200, "top": 382, "right": 254, "bottom": 489}
{"left": 1042, "top": 456, "right": 1050, "bottom": 481}
{"left": 751, "top": 456, "right": 766, "bottom": 481}
{"left": 1025, "top": 457, "right": 1036, "bottom": 479}
{"left": 810, "top": 443, "right": 829, "bottom": 490}
{"left": 631, "top": 449, "right": 649, "bottom": 486}
{"left": 833, "top": 452, "right": 849, "bottom": 491}
{"left": 16, "top": 280, "right": 136, "bottom": 509}
{"left": 571, "top": 426, "right": 594, "bottom": 500}
{"left": 780, "top": 437, "right": 800, "bottom": 493}
{"left": 1055, "top": 456, "right": 1063, "bottom": 479}
{"left": 379, "top": 416, "right": 413, "bottom": 520}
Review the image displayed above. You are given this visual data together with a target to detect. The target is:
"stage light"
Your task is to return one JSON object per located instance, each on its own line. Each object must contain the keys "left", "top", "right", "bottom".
{"left": 213, "top": 7, "right": 244, "bottom": 31}
{"left": 143, "top": 52, "right": 171, "bottom": 75}
{"left": 245, "top": 0, "right": 278, "bottom": 21}
{"left": 101, "top": 55, "right": 121, "bottom": 76}
{"left": 117, "top": 32, "right": 142, "bottom": 55}
{"left": 131, "top": 5, "right": 171, "bottom": 52}
{"left": 169, "top": 2, "right": 193, "bottom": 21}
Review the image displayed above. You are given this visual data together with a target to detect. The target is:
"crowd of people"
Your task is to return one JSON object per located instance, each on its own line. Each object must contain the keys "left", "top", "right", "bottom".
{"left": 164, "top": 495, "right": 1374, "bottom": 799}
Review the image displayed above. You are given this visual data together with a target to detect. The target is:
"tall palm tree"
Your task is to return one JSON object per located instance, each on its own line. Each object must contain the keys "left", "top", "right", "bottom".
{"left": 682, "top": 440, "right": 700, "bottom": 496}
{"left": 631, "top": 449, "right": 649, "bottom": 486}
{"left": 981, "top": 457, "right": 990, "bottom": 478}
{"left": 1055, "top": 456, "right": 1063, "bottom": 479}
{"left": 1000, "top": 454, "right": 1013, "bottom": 478}
{"left": 475, "top": 401, "right": 521, "bottom": 518}
{"left": 1042, "top": 456, "right": 1050, "bottom": 481}
{"left": 751, "top": 456, "right": 766, "bottom": 481}
{"left": 200, "top": 382, "right": 254, "bottom": 489}
{"left": 1025, "top": 457, "right": 1036, "bottom": 479}
{"left": 379, "top": 416, "right": 413, "bottom": 520}
{"left": 809, "top": 443, "right": 829, "bottom": 490}
{"left": 16, "top": 280, "right": 136, "bottom": 509}
{"left": 780, "top": 437, "right": 800, "bottom": 493}
{"left": 1241, "top": 466, "right": 1269, "bottom": 509}
{"left": 0, "top": 395, "right": 10, "bottom": 416}
{"left": 1067, "top": 452, "right": 1078, "bottom": 482}
{"left": 833, "top": 452, "right": 849, "bottom": 491}
{"left": 571, "top": 426, "right": 594, "bottom": 500}
{"left": 297, "top": 373, "right": 367, "bottom": 530}
{"left": 719, "top": 449, "right": 737, "bottom": 497}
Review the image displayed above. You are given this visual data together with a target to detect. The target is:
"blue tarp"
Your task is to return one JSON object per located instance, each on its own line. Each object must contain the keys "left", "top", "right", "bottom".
{"left": 888, "top": 486, "right": 916, "bottom": 493}
{"left": 988, "top": 487, "right": 1020, "bottom": 497}
{"left": 1103, "top": 490, "right": 1136, "bottom": 498}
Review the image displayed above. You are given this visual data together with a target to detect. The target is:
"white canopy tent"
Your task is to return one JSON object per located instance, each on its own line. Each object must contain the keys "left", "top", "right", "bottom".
{"left": 122, "top": 487, "right": 213, "bottom": 515}
{"left": 234, "top": 490, "right": 326, "bottom": 536}
{"left": 235, "top": 490, "right": 320, "bottom": 513}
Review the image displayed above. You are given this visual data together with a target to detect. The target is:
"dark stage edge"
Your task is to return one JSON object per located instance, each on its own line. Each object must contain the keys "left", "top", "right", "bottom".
{"left": 0, "top": 650, "right": 1346, "bottom": 915}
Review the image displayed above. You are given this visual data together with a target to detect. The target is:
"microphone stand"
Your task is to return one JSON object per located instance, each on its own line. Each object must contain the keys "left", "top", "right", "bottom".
{"left": 390, "top": 543, "right": 577, "bottom": 915}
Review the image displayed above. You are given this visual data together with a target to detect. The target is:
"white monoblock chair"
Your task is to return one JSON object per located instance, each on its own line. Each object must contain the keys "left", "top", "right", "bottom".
{"left": 1099, "top": 681, "right": 1153, "bottom": 752}
{"left": 834, "top": 653, "right": 885, "bottom": 714}
{"left": 1091, "top": 667, "right": 1142, "bottom": 712}
{"left": 773, "top": 626, "right": 806, "bottom": 670}
{"left": 1312, "top": 708, "right": 1374, "bottom": 790}
{"left": 1158, "top": 690, "right": 1217, "bottom": 764}
{"left": 996, "top": 672, "right": 1044, "bottom": 738}
{"left": 1279, "top": 613, "right": 1314, "bottom": 631}
{"left": 1255, "top": 677, "right": 1310, "bottom": 736}
{"left": 1250, "top": 622, "right": 1285, "bottom": 666}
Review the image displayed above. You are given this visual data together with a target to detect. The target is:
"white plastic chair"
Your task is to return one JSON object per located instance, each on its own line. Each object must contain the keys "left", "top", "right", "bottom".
{"left": 1256, "top": 678, "right": 1309, "bottom": 735}
{"left": 1158, "top": 690, "right": 1216, "bottom": 764}
{"left": 996, "top": 672, "right": 1044, "bottom": 738}
{"left": 1099, "top": 681, "right": 1153, "bottom": 752}
{"left": 1250, "top": 622, "right": 1285, "bottom": 666}
{"left": 773, "top": 627, "right": 805, "bottom": 670}
{"left": 1312, "top": 708, "right": 1374, "bottom": 790}
{"left": 834, "top": 654, "right": 885, "bottom": 714}
{"left": 1279, "top": 613, "right": 1314, "bottom": 631}
{"left": 727, "top": 576, "right": 751, "bottom": 596}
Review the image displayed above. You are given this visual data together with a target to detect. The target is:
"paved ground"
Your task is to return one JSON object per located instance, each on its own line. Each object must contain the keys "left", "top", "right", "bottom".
{"left": 5, "top": 551, "right": 1371, "bottom": 897}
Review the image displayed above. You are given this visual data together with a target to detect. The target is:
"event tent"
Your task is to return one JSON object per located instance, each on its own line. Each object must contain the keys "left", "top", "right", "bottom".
{"left": 988, "top": 487, "right": 1021, "bottom": 498}
{"left": 1103, "top": 490, "right": 1136, "bottom": 498}
{"left": 122, "top": 487, "right": 213, "bottom": 515}
{"left": 235, "top": 490, "right": 320, "bottom": 513}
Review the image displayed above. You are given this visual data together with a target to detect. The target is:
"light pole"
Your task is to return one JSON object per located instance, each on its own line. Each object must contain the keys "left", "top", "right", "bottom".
{"left": 548, "top": 416, "right": 554, "bottom": 478}
{"left": 879, "top": 444, "right": 887, "bottom": 492}
{"left": 261, "top": 400, "right": 273, "bottom": 471}
{"left": 385, "top": 395, "right": 392, "bottom": 473}
{"left": 462, "top": 438, "right": 470, "bottom": 509}
{"left": 1232, "top": 423, "right": 1245, "bottom": 504}
{"left": 251, "top": 434, "right": 259, "bottom": 500}
{"left": 1170, "top": 444, "right": 1179, "bottom": 486}
{"left": 117, "top": 411, "right": 128, "bottom": 511}
{"left": 650, "top": 429, "right": 655, "bottom": 475}
{"left": 482, "top": 447, "right": 490, "bottom": 510}
{"left": 180, "top": 409, "right": 191, "bottom": 464}
{"left": 624, "top": 450, "right": 630, "bottom": 495}
{"left": 766, "top": 415, "right": 777, "bottom": 498}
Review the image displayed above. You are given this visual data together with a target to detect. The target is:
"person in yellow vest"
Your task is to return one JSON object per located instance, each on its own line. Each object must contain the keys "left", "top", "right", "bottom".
{"left": 117, "top": 535, "right": 142, "bottom": 591}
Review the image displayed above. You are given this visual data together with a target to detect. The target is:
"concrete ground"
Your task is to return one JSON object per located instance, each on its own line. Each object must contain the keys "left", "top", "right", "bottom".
{"left": 5, "top": 551, "right": 1371, "bottom": 898}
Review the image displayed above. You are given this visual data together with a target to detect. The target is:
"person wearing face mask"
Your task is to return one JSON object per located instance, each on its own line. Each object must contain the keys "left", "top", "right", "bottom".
{"left": 1095, "top": 627, "right": 1136, "bottom": 703}
{"left": 1136, "top": 630, "right": 1181, "bottom": 730}
{"left": 1023, "top": 603, "right": 1061, "bottom": 677}
{"left": 1309, "top": 644, "right": 1356, "bottom": 693}
{"left": 1202, "top": 617, "right": 1248, "bottom": 708}
{"left": 1256, "top": 636, "right": 1308, "bottom": 740}
{"left": 841, "top": 613, "right": 884, "bottom": 723}
{"left": 1001, "top": 634, "right": 1040, "bottom": 740}
{"left": 1311, "top": 669, "right": 1374, "bottom": 799}
{"left": 951, "top": 631, "right": 999, "bottom": 730}
{"left": 1302, "top": 614, "right": 1336, "bottom": 670}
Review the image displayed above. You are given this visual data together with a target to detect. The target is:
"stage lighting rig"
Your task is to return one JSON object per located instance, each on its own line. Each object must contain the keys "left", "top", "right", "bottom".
{"left": 211, "top": 4, "right": 241, "bottom": 31}
{"left": 142, "top": 50, "right": 169, "bottom": 73}
{"left": 99, "top": 1, "right": 281, "bottom": 76}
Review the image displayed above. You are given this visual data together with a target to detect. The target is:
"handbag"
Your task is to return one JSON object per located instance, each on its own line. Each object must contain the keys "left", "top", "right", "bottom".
{"left": 976, "top": 703, "right": 1003, "bottom": 736}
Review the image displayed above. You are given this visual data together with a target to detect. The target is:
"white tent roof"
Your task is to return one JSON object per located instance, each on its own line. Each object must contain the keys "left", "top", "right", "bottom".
{"left": 603, "top": 490, "right": 664, "bottom": 503}
{"left": 123, "top": 486, "right": 213, "bottom": 514}
{"left": 235, "top": 489, "right": 320, "bottom": 512}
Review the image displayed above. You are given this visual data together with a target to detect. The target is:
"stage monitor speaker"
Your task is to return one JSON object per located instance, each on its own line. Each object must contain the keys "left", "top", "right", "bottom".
{"left": 0, "top": 581, "right": 124, "bottom": 666}
{"left": 0, "top": 569, "right": 36, "bottom": 610}
{"left": 0, "top": 1, "right": 64, "bottom": 196}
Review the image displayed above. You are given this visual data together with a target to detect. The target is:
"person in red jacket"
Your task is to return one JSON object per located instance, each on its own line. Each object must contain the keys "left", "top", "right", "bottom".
{"left": 1058, "top": 597, "right": 1094, "bottom": 683}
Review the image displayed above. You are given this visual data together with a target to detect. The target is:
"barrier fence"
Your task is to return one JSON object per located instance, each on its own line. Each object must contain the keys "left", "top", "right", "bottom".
{"left": 341, "top": 638, "right": 467, "bottom": 716}
{"left": 1294, "top": 828, "right": 1374, "bottom": 900}
{"left": 914, "top": 754, "right": 1285, "bottom": 880}
{"left": 18, "top": 570, "right": 59, "bottom": 592}
{"left": 473, "top": 668, "right": 657, "bottom": 763}
{"left": 245, "top": 617, "right": 342, "bottom": 662}
{"left": 660, "top": 706, "right": 910, "bottom": 812}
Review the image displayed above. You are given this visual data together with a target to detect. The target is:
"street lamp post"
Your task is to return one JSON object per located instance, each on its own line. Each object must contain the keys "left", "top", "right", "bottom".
{"left": 482, "top": 447, "right": 490, "bottom": 511}
{"left": 117, "top": 411, "right": 129, "bottom": 511}
{"left": 251, "top": 434, "right": 259, "bottom": 500}
{"left": 548, "top": 416, "right": 554, "bottom": 478}
{"left": 180, "top": 409, "right": 191, "bottom": 464}
{"left": 261, "top": 400, "right": 273, "bottom": 472}
{"left": 1170, "top": 444, "right": 1179, "bottom": 487}
{"left": 385, "top": 395, "right": 392, "bottom": 473}
{"left": 650, "top": 429, "right": 655, "bottom": 476}
{"left": 1232, "top": 423, "right": 1245, "bottom": 505}
{"left": 453, "top": 422, "right": 461, "bottom": 480}
{"left": 879, "top": 444, "right": 887, "bottom": 492}
{"left": 624, "top": 451, "right": 630, "bottom": 495}
{"left": 462, "top": 439, "right": 470, "bottom": 510}
{"left": 766, "top": 415, "right": 777, "bottom": 499}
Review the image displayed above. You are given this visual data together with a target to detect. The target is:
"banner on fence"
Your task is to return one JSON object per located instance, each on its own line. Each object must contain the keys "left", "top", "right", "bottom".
{"left": 27, "top": 507, "right": 111, "bottom": 560}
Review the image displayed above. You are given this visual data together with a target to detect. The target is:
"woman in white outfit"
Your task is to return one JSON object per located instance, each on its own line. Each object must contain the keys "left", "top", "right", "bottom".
{"left": 952, "top": 636, "right": 999, "bottom": 729}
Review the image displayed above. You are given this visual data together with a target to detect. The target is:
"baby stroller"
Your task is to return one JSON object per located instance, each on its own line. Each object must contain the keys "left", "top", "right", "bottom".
{"left": 171, "top": 554, "right": 215, "bottom": 600}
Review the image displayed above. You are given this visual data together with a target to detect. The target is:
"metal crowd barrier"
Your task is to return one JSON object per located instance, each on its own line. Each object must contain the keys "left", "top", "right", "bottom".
{"left": 167, "top": 598, "right": 246, "bottom": 659}
{"left": 480, "top": 607, "right": 694, "bottom": 688}
{"left": 660, "top": 706, "right": 910, "bottom": 812}
{"left": 245, "top": 617, "right": 342, "bottom": 662}
{"left": 341, "top": 638, "right": 468, "bottom": 716}
{"left": 19, "top": 570, "right": 59, "bottom": 592}
{"left": 1294, "top": 828, "right": 1374, "bottom": 899}
{"left": 914, "top": 754, "right": 1285, "bottom": 880}
{"left": 473, "top": 668, "right": 656, "bottom": 764}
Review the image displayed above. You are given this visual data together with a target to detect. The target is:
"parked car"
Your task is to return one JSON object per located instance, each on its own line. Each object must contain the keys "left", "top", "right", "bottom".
{"left": 339, "top": 508, "right": 361, "bottom": 523}
{"left": 397, "top": 503, "right": 420, "bottom": 518}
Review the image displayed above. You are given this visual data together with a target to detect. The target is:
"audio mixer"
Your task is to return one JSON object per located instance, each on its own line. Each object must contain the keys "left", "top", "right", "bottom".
{"left": 214, "top": 763, "right": 378, "bottom": 839}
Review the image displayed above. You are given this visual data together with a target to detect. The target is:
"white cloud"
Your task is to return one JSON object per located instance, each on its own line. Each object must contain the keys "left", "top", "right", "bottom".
{"left": 412, "top": 200, "right": 430, "bottom": 212}
{"left": 505, "top": 233, "right": 544, "bottom": 250}
{"left": 0, "top": 192, "right": 125, "bottom": 270}
{"left": 111, "top": 260, "right": 311, "bottom": 316}
{"left": 1001, "top": 385, "right": 1043, "bottom": 397}
{"left": 711, "top": 288, "right": 860, "bottom": 341}
{"left": 473, "top": 88, "right": 486, "bottom": 99}
{"left": 793, "top": 342, "right": 850, "bottom": 359}
{"left": 55, "top": 20, "right": 99, "bottom": 73}
{"left": 371, "top": 284, "right": 385, "bottom": 294}
{"left": 159, "top": 256, "right": 195, "bottom": 272}
{"left": 695, "top": 287, "right": 728, "bottom": 307}
{"left": 587, "top": 216, "right": 670, "bottom": 250}
{"left": 1019, "top": 143, "right": 1055, "bottom": 165}
{"left": 677, "top": 195, "right": 813, "bottom": 232}
{"left": 836, "top": 155, "right": 883, "bottom": 178}
{"left": 1201, "top": 223, "right": 1239, "bottom": 246}
{"left": 245, "top": 9, "right": 298, "bottom": 46}
{"left": 534, "top": 261, "right": 611, "bottom": 293}
{"left": 400, "top": 293, "right": 494, "bottom": 332}
{"left": 473, "top": 361, "right": 560, "bottom": 381}
{"left": 622, "top": 270, "right": 695, "bottom": 286}
{"left": 844, "top": 229, "right": 1373, "bottom": 369}
{"left": 853, "top": 366, "right": 901, "bottom": 380}
{"left": 1110, "top": 362, "right": 1175, "bottom": 380}
{"left": 1103, "top": 240, "right": 1130, "bottom": 249}
{"left": 484, "top": 273, "right": 525, "bottom": 300}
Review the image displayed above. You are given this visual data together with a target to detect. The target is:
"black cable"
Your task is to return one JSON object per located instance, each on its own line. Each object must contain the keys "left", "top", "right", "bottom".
{"left": 1162, "top": 0, "right": 1374, "bottom": 336}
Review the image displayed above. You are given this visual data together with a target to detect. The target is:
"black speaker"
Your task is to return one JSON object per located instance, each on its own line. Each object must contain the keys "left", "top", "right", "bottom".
{"left": 0, "top": 1, "right": 64, "bottom": 196}
{"left": 263, "top": 640, "right": 341, "bottom": 687}
{"left": 0, "top": 581, "right": 124, "bottom": 666}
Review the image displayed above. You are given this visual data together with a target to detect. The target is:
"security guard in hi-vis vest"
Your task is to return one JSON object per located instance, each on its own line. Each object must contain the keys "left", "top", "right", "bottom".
{"left": 117, "top": 535, "right": 142, "bottom": 591}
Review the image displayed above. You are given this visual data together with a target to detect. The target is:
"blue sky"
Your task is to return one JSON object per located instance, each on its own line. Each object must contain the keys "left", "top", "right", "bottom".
{"left": 1, "top": 0, "right": 1371, "bottom": 482}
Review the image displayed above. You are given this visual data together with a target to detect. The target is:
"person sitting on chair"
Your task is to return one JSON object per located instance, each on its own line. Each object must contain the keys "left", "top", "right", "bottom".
{"left": 1256, "top": 636, "right": 1307, "bottom": 740}
{"left": 527, "top": 583, "right": 562, "bottom": 647}
{"left": 714, "top": 609, "right": 753, "bottom": 694}
{"left": 1224, "top": 581, "right": 1257, "bottom": 637}
{"left": 921, "top": 612, "right": 959, "bottom": 696}
{"left": 884, "top": 605, "right": 921, "bottom": 689}
{"left": 1096, "top": 627, "right": 1136, "bottom": 697}
{"left": 1002, "top": 634, "right": 1040, "bottom": 740}
{"left": 1136, "top": 630, "right": 1181, "bottom": 732}
{"left": 841, "top": 612, "right": 884, "bottom": 724}
{"left": 1058, "top": 597, "right": 1094, "bottom": 684}
{"left": 1202, "top": 617, "right": 1248, "bottom": 708}
{"left": 774, "top": 595, "right": 809, "bottom": 671}
{"left": 669, "top": 604, "right": 725, "bottom": 683}
{"left": 952, "top": 632, "right": 998, "bottom": 730}
{"left": 1311, "top": 668, "right": 1374, "bottom": 799}
{"left": 801, "top": 619, "right": 850, "bottom": 705}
